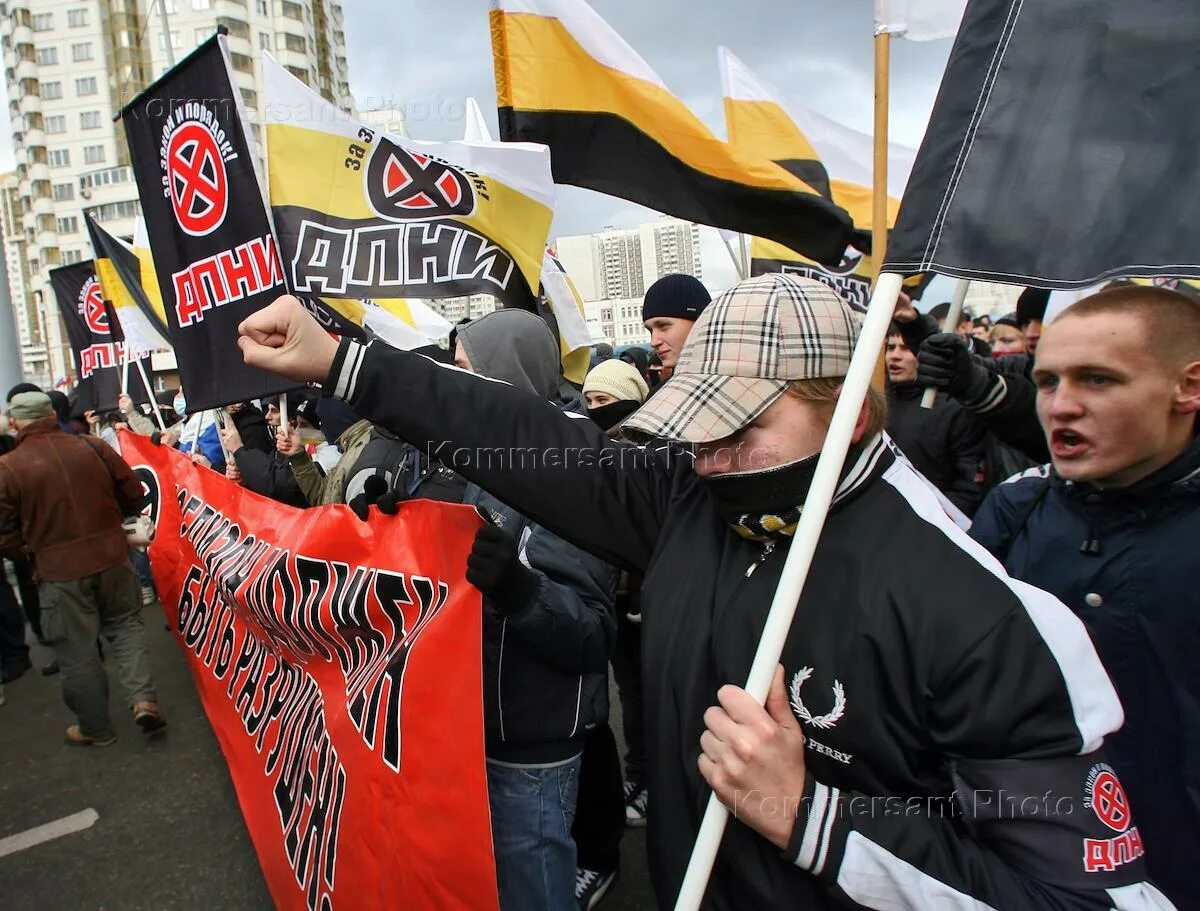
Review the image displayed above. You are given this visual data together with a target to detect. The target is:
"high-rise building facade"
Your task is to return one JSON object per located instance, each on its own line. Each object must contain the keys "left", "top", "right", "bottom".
{"left": 556, "top": 218, "right": 702, "bottom": 304}
{"left": 556, "top": 217, "right": 703, "bottom": 346}
{"left": 0, "top": 0, "right": 352, "bottom": 382}
{"left": 0, "top": 170, "right": 48, "bottom": 383}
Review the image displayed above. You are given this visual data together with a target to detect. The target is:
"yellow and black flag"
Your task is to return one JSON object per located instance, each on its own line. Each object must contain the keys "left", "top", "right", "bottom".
{"left": 263, "top": 54, "right": 556, "bottom": 317}
{"left": 490, "top": 0, "right": 853, "bottom": 266}
{"left": 719, "top": 48, "right": 919, "bottom": 309}
{"left": 85, "top": 215, "right": 172, "bottom": 355}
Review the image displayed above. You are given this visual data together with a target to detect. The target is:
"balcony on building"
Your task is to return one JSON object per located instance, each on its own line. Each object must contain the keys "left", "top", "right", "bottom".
{"left": 11, "top": 21, "right": 31, "bottom": 47}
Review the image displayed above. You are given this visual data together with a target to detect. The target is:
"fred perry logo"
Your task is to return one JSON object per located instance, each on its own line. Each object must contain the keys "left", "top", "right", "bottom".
{"left": 366, "top": 138, "right": 475, "bottom": 220}
{"left": 163, "top": 116, "right": 229, "bottom": 236}
{"left": 789, "top": 666, "right": 846, "bottom": 730}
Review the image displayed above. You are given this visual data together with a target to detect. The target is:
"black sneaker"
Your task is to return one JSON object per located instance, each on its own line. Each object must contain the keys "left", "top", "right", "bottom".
{"left": 575, "top": 866, "right": 617, "bottom": 911}
{"left": 623, "top": 781, "right": 648, "bottom": 827}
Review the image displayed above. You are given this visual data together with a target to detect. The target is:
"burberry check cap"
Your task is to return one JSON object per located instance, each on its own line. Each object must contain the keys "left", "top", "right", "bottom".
{"left": 622, "top": 273, "right": 861, "bottom": 443}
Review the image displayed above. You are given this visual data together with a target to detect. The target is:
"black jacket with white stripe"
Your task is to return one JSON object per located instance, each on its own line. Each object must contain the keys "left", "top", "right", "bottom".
{"left": 328, "top": 338, "right": 1172, "bottom": 911}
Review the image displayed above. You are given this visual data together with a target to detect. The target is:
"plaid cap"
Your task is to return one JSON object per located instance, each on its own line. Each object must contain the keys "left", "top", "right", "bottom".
{"left": 622, "top": 273, "right": 861, "bottom": 443}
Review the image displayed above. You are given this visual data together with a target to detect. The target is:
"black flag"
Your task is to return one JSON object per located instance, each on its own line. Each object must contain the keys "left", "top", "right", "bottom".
{"left": 884, "top": 0, "right": 1200, "bottom": 287}
{"left": 49, "top": 261, "right": 121, "bottom": 412}
{"left": 121, "top": 34, "right": 291, "bottom": 410}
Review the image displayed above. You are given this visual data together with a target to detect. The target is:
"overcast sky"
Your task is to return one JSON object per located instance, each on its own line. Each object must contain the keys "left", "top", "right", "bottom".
{"left": 0, "top": 0, "right": 955, "bottom": 294}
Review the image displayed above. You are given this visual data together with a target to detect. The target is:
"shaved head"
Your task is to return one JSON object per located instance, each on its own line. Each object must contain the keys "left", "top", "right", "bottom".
{"left": 1053, "top": 285, "right": 1200, "bottom": 372}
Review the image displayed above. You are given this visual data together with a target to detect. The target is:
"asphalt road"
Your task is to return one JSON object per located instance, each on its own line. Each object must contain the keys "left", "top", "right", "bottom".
{"left": 0, "top": 603, "right": 655, "bottom": 910}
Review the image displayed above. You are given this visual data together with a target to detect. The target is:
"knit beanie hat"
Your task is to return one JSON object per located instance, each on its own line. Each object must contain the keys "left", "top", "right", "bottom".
{"left": 583, "top": 359, "right": 649, "bottom": 404}
{"left": 1016, "top": 288, "right": 1050, "bottom": 327}
{"left": 642, "top": 273, "right": 711, "bottom": 322}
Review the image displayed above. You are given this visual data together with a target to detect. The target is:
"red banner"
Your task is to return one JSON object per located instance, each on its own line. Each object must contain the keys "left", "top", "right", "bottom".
{"left": 121, "top": 432, "right": 497, "bottom": 910}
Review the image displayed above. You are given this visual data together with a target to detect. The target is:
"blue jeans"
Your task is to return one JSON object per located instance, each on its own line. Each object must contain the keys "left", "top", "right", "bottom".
{"left": 129, "top": 548, "right": 155, "bottom": 594}
{"left": 486, "top": 756, "right": 582, "bottom": 911}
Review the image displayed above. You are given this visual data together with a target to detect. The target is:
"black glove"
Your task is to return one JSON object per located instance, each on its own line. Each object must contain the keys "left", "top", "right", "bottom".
{"left": 348, "top": 475, "right": 390, "bottom": 521}
{"left": 466, "top": 524, "right": 540, "bottom": 616}
{"left": 917, "top": 333, "right": 994, "bottom": 401}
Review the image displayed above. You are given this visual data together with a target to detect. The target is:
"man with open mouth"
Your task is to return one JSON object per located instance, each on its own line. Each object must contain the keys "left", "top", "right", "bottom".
{"left": 972, "top": 283, "right": 1200, "bottom": 909}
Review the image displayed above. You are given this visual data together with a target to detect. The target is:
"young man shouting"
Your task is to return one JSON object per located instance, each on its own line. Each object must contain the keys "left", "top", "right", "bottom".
{"left": 972, "top": 285, "right": 1200, "bottom": 908}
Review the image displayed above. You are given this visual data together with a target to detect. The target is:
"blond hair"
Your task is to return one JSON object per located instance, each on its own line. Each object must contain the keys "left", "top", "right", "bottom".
{"left": 786, "top": 378, "right": 887, "bottom": 440}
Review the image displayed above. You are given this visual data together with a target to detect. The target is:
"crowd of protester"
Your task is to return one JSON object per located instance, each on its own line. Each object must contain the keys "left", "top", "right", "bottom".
{"left": 0, "top": 268, "right": 1193, "bottom": 910}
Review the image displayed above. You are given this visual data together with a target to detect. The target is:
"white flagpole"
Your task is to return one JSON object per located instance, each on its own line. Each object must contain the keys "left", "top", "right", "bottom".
{"left": 739, "top": 232, "right": 751, "bottom": 280}
{"left": 920, "top": 277, "right": 971, "bottom": 409}
{"left": 134, "top": 357, "right": 167, "bottom": 431}
{"left": 215, "top": 408, "right": 233, "bottom": 465}
{"left": 721, "top": 234, "right": 746, "bottom": 280}
{"left": 674, "top": 272, "right": 905, "bottom": 911}
{"left": 120, "top": 358, "right": 130, "bottom": 396}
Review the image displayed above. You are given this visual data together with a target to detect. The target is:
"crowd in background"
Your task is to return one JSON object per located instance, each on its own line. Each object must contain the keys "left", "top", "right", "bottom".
{"left": 0, "top": 268, "right": 1194, "bottom": 911}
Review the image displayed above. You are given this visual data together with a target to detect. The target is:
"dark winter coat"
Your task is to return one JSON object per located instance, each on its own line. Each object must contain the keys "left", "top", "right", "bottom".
{"left": 886, "top": 381, "right": 987, "bottom": 515}
{"left": 971, "top": 437, "right": 1200, "bottom": 909}
{"left": 323, "top": 337, "right": 1166, "bottom": 911}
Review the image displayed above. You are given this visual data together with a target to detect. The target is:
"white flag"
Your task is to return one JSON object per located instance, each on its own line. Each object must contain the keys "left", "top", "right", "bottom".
{"left": 463, "top": 97, "right": 494, "bottom": 143}
{"left": 874, "top": 0, "right": 966, "bottom": 41}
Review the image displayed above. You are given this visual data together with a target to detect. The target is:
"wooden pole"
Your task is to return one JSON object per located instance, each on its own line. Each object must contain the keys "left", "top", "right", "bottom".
{"left": 870, "top": 31, "right": 892, "bottom": 390}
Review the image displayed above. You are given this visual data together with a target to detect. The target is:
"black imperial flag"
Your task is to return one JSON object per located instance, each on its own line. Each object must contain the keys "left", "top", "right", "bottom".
{"left": 884, "top": 0, "right": 1200, "bottom": 288}
{"left": 121, "top": 34, "right": 291, "bottom": 410}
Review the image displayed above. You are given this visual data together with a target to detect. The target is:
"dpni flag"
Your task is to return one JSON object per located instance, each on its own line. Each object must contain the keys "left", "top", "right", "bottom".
{"left": 490, "top": 0, "right": 853, "bottom": 266}
{"left": 121, "top": 35, "right": 292, "bottom": 410}
{"left": 884, "top": 0, "right": 1200, "bottom": 287}
{"left": 263, "top": 54, "right": 555, "bottom": 315}
{"left": 49, "top": 261, "right": 149, "bottom": 412}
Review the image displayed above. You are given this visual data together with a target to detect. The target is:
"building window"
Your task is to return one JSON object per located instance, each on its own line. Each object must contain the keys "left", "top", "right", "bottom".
{"left": 67, "top": 8, "right": 89, "bottom": 27}
{"left": 80, "top": 111, "right": 103, "bottom": 130}
{"left": 279, "top": 32, "right": 305, "bottom": 52}
{"left": 56, "top": 216, "right": 79, "bottom": 234}
{"left": 90, "top": 199, "right": 139, "bottom": 222}
{"left": 71, "top": 43, "right": 94, "bottom": 62}
{"left": 216, "top": 17, "right": 250, "bottom": 39}
{"left": 49, "top": 149, "right": 71, "bottom": 167}
{"left": 256, "top": 0, "right": 268, "bottom": 13}
{"left": 193, "top": 0, "right": 213, "bottom": 8}
{"left": 259, "top": 31, "right": 271, "bottom": 51}
{"left": 284, "top": 65, "right": 308, "bottom": 84}
{"left": 230, "top": 52, "right": 253, "bottom": 73}
{"left": 44, "top": 114, "right": 67, "bottom": 134}
{"left": 159, "top": 30, "right": 181, "bottom": 50}
{"left": 35, "top": 47, "right": 59, "bottom": 66}
{"left": 83, "top": 145, "right": 106, "bottom": 165}
{"left": 76, "top": 76, "right": 98, "bottom": 95}
{"left": 62, "top": 249, "right": 83, "bottom": 264}
{"left": 241, "top": 88, "right": 258, "bottom": 108}
{"left": 281, "top": 0, "right": 303, "bottom": 19}
{"left": 52, "top": 182, "right": 75, "bottom": 201}
{"left": 79, "top": 166, "right": 133, "bottom": 190}
{"left": 33, "top": 12, "right": 54, "bottom": 30}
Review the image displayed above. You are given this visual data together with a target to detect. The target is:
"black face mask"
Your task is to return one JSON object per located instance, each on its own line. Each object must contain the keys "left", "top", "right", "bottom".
{"left": 703, "top": 453, "right": 821, "bottom": 540}
{"left": 588, "top": 399, "right": 640, "bottom": 430}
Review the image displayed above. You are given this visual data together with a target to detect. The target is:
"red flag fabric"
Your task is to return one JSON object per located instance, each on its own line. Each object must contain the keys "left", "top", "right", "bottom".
{"left": 121, "top": 432, "right": 497, "bottom": 910}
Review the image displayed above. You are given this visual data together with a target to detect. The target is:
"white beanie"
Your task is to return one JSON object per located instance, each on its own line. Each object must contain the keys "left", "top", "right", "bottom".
{"left": 583, "top": 359, "right": 649, "bottom": 403}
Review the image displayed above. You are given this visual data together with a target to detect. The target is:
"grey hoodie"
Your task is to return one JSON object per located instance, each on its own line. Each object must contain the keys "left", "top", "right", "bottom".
{"left": 457, "top": 307, "right": 618, "bottom": 763}
{"left": 457, "top": 309, "right": 560, "bottom": 399}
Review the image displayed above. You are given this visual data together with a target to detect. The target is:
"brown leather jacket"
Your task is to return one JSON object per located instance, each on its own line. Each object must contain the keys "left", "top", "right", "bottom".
{"left": 0, "top": 418, "right": 145, "bottom": 581}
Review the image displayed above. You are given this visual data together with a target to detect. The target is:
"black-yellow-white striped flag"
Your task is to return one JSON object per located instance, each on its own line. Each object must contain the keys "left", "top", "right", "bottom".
{"left": 491, "top": 0, "right": 853, "bottom": 266}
